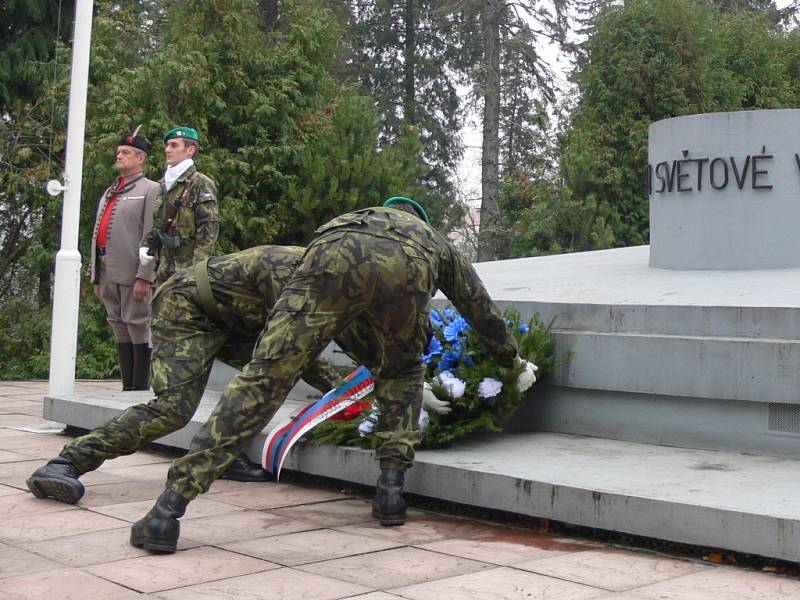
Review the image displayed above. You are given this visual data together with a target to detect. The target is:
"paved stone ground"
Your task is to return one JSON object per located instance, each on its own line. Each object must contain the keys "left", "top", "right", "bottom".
{"left": 1, "top": 381, "right": 798, "bottom": 599}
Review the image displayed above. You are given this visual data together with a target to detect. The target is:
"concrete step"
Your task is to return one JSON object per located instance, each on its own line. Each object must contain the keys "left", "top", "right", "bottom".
{"left": 44, "top": 386, "right": 800, "bottom": 563}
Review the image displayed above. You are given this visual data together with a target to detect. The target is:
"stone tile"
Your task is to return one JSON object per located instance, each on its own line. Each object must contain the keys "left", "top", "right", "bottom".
{"left": 0, "top": 507, "right": 127, "bottom": 543}
{"left": 340, "top": 594, "right": 404, "bottom": 600}
{"left": 100, "top": 461, "right": 173, "bottom": 482}
{"left": 585, "top": 594, "right": 650, "bottom": 599}
{"left": 90, "top": 496, "right": 245, "bottom": 523}
{"left": 0, "top": 541, "right": 62, "bottom": 578}
{"left": 416, "top": 529, "right": 600, "bottom": 566}
{"left": 516, "top": 548, "right": 708, "bottom": 592}
{"left": 221, "top": 528, "right": 401, "bottom": 566}
{"left": 335, "top": 512, "right": 501, "bottom": 546}
{"left": 155, "top": 566, "right": 372, "bottom": 600}
{"left": 0, "top": 414, "right": 59, "bottom": 428}
{"left": 632, "top": 567, "right": 800, "bottom": 599}
{"left": 179, "top": 510, "right": 314, "bottom": 545}
{"left": 0, "top": 484, "right": 25, "bottom": 497}
{"left": 0, "top": 401, "right": 43, "bottom": 414}
{"left": 269, "top": 498, "right": 375, "bottom": 527}
{"left": 298, "top": 546, "right": 493, "bottom": 589}
{"left": 76, "top": 480, "right": 169, "bottom": 507}
{"left": 0, "top": 430, "right": 69, "bottom": 454}
{"left": 96, "top": 450, "right": 172, "bottom": 468}
{"left": 3, "top": 445, "right": 70, "bottom": 460}
{"left": 209, "top": 482, "right": 347, "bottom": 509}
{"left": 0, "top": 491, "right": 79, "bottom": 517}
{"left": 0, "top": 448, "right": 39, "bottom": 462}
{"left": 86, "top": 546, "right": 276, "bottom": 593}
{"left": 0, "top": 567, "right": 142, "bottom": 600}
{"left": 22, "top": 526, "right": 200, "bottom": 567}
{"left": 391, "top": 566, "right": 607, "bottom": 600}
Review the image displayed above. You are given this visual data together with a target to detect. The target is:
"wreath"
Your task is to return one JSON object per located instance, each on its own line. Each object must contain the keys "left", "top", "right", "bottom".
{"left": 305, "top": 305, "right": 563, "bottom": 449}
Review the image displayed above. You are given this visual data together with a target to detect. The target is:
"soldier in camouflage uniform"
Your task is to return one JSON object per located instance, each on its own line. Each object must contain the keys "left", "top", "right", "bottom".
{"left": 130, "top": 197, "right": 538, "bottom": 553}
{"left": 139, "top": 126, "right": 219, "bottom": 289}
{"left": 26, "top": 246, "right": 340, "bottom": 505}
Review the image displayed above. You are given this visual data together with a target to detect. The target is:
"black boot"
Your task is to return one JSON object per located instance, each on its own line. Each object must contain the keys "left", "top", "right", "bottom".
{"left": 220, "top": 453, "right": 272, "bottom": 482}
{"left": 371, "top": 469, "right": 407, "bottom": 526}
{"left": 131, "top": 343, "right": 151, "bottom": 391}
{"left": 26, "top": 457, "right": 85, "bottom": 504}
{"left": 130, "top": 489, "right": 189, "bottom": 553}
{"left": 117, "top": 342, "right": 134, "bottom": 391}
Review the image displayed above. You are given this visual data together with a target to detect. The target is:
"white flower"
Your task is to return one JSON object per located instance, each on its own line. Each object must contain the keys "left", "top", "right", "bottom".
{"left": 478, "top": 377, "right": 503, "bottom": 399}
{"left": 434, "top": 371, "right": 466, "bottom": 399}
{"left": 358, "top": 419, "right": 375, "bottom": 437}
{"left": 418, "top": 407, "right": 430, "bottom": 431}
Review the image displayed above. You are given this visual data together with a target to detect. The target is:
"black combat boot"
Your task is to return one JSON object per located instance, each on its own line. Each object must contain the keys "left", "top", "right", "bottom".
{"left": 371, "top": 468, "right": 407, "bottom": 526}
{"left": 131, "top": 343, "right": 151, "bottom": 391}
{"left": 117, "top": 342, "right": 134, "bottom": 391}
{"left": 220, "top": 453, "right": 271, "bottom": 482}
{"left": 130, "top": 489, "right": 189, "bottom": 553}
{"left": 26, "top": 457, "right": 85, "bottom": 504}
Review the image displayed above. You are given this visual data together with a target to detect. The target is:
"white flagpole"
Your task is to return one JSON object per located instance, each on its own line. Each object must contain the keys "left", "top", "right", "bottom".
{"left": 47, "top": 0, "right": 94, "bottom": 396}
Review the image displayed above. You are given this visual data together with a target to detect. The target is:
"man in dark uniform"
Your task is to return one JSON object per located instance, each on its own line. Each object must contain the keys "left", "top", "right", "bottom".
{"left": 139, "top": 126, "right": 219, "bottom": 288}
{"left": 26, "top": 246, "right": 341, "bottom": 504}
{"left": 88, "top": 128, "right": 159, "bottom": 391}
{"left": 129, "top": 197, "right": 538, "bottom": 553}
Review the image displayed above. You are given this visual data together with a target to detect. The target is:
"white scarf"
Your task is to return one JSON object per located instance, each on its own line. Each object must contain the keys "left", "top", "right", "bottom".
{"left": 164, "top": 158, "right": 194, "bottom": 192}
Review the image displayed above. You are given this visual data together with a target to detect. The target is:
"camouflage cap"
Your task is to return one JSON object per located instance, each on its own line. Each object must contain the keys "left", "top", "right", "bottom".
{"left": 163, "top": 126, "right": 200, "bottom": 144}
{"left": 383, "top": 196, "right": 430, "bottom": 225}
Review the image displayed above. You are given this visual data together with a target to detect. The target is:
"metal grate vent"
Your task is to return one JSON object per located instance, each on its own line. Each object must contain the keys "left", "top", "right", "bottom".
{"left": 768, "top": 403, "right": 800, "bottom": 435}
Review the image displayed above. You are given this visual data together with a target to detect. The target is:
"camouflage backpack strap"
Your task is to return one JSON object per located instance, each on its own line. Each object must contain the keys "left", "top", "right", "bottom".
{"left": 194, "top": 257, "right": 223, "bottom": 322}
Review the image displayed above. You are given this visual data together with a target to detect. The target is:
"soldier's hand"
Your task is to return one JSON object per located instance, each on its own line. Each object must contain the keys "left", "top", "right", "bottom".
{"left": 132, "top": 278, "right": 151, "bottom": 300}
{"left": 138, "top": 246, "right": 156, "bottom": 268}
{"left": 515, "top": 355, "right": 538, "bottom": 393}
{"left": 422, "top": 381, "right": 452, "bottom": 414}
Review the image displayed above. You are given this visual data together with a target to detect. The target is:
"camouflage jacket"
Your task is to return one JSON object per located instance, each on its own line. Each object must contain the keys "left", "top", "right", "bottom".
{"left": 315, "top": 207, "right": 519, "bottom": 367}
{"left": 141, "top": 165, "right": 219, "bottom": 284}
{"left": 205, "top": 245, "right": 306, "bottom": 333}
{"left": 204, "top": 245, "right": 340, "bottom": 391}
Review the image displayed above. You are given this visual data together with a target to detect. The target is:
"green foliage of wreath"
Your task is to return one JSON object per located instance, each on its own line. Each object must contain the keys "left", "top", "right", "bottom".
{"left": 305, "top": 305, "right": 568, "bottom": 450}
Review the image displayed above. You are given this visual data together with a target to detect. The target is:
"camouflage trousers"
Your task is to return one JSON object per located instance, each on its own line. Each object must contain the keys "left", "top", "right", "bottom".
{"left": 60, "top": 273, "right": 254, "bottom": 474}
{"left": 168, "top": 231, "right": 433, "bottom": 500}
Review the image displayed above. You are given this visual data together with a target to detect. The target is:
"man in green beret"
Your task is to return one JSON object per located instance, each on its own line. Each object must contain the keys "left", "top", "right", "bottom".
{"left": 139, "top": 126, "right": 219, "bottom": 289}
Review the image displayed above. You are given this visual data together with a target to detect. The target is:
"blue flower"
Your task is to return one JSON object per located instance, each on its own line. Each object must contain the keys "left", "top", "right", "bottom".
{"left": 438, "top": 351, "right": 461, "bottom": 371}
{"left": 444, "top": 316, "right": 469, "bottom": 342}
{"left": 462, "top": 354, "right": 474, "bottom": 366}
{"left": 422, "top": 336, "right": 443, "bottom": 364}
{"left": 429, "top": 309, "right": 444, "bottom": 329}
{"left": 518, "top": 322, "right": 530, "bottom": 333}
{"left": 444, "top": 308, "right": 456, "bottom": 321}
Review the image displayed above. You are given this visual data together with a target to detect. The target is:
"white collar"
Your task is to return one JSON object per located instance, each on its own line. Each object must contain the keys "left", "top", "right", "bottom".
{"left": 164, "top": 158, "right": 194, "bottom": 192}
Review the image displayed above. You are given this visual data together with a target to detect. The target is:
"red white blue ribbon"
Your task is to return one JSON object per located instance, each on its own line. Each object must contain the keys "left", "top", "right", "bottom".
{"left": 261, "top": 365, "right": 374, "bottom": 480}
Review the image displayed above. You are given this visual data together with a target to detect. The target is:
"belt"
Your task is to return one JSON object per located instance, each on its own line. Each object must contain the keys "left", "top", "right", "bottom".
{"left": 97, "top": 246, "right": 107, "bottom": 256}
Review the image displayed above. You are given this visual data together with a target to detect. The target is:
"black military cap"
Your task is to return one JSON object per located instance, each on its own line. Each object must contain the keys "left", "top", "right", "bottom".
{"left": 118, "top": 125, "right": 152, "bottom": 154}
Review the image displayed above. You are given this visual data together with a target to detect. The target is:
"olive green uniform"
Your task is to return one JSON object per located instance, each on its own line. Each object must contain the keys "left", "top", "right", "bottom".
{"left": 141, "top": 165, "right": 219, "bottom": 288}
{"left": 166, "top": 207, "right": 519, "bottom": 500}
{"left": 59, "top": 246, "right": 339, "bottom": 474}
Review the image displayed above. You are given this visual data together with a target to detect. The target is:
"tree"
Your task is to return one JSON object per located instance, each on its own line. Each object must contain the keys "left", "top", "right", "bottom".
{"left": 345, "top": 0, "right": 465, "bottom": 221}
{"left": 449, "top": 0, "right": 568, "bottom": 261}
{"left": 518, "top": 0, "right": 800, "bottom": 257}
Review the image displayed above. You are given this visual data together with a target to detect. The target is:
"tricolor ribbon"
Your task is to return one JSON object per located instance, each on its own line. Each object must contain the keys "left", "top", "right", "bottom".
{"left": 261, "top": 365, "right": 374, "bottom": 480}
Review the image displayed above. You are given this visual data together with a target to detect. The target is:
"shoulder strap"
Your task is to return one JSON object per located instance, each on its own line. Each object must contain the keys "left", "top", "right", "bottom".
{"left": 194, "top": 258, "right": 223, "bottom": 322}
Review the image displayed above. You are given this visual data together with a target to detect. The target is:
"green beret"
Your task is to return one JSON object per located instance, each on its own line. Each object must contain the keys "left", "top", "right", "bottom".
{"left": 383, "top": 196, "right": 430, "bottom": 224}
{"left": 163, "top": 126, "right": 199, "bottom": 144}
